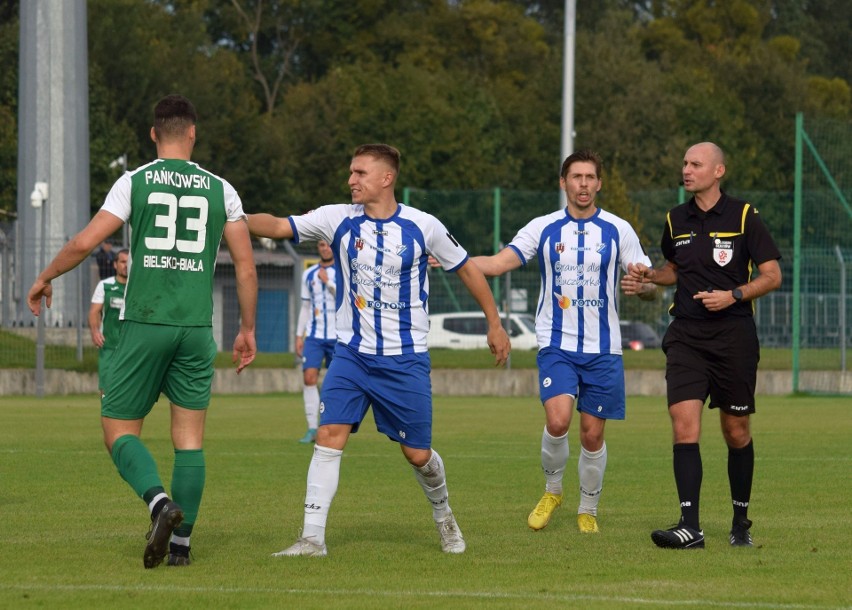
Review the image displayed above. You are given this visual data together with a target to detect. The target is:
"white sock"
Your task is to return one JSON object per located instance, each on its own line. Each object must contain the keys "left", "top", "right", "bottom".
{"left": 302, "top": 444, "right": 343, "bottom": 545}
{"left": 578, "top": 442, "right": 607, "bottom": 516}
{"left": 170, "top": 534, "right": 190, "bottom": 547}
{"left": 303, "top": 385, "right": 320, "bottom": 429}
{"left": 541, "top": 427, "right": 569, "bottom": 495}
{"left": 413, "top": 450, "right": 451, "bottom": 522}
{"left": 147, "top": 492, "right": 169, "bottom": 516}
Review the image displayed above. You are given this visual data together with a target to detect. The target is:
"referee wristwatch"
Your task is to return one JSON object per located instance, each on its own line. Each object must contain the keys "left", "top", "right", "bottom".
{"left": 731, "top": 287, "right": 744, "bottom": 302}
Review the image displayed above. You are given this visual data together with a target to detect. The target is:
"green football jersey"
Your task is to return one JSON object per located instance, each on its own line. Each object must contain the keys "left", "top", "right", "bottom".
{"left": 92, "top": 276, "right": 126, "bottom": 348}
{"left": 101, "top": 158, "right": 245, "bottom": 326}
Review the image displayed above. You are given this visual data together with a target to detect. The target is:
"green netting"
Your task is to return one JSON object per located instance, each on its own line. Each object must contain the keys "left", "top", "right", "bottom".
{"left": 793, "top": 114, "right": 852, "bottom": 393}
{"left": 272, "top": 126, "right": 850, "bottom": 387}
{"left": 404, "top": 184, "right": 800, "bottom": 350}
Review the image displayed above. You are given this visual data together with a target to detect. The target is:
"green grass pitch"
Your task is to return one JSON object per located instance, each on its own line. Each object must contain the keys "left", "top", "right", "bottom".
{"left": 1, "top": 393, "right": 849, "bottom": 608}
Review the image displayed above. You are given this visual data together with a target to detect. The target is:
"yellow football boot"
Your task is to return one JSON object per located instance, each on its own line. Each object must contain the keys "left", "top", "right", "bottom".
{"left": 577, "top": 513, "right": 600, "bottom": 533}
{"left": 527, "top": 492, "right": 563, "bottom": 530}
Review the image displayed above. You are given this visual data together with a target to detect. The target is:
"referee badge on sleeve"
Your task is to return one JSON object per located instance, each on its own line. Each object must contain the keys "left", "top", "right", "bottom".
{"left": 713, "top": 238, "right": 733, "bottom": 267}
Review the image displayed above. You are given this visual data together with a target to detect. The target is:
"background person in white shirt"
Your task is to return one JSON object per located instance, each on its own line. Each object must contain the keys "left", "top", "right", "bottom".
{"left": 89, "top": 248, "right": 129, "bottom": 395}
{"left": 295, "top": 239, "right": 337, "bottom": 443}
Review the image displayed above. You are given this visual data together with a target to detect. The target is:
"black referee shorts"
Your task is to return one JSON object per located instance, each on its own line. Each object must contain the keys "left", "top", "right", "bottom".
{"left": 663, "top": 316, "right": 759, "bottom": 415}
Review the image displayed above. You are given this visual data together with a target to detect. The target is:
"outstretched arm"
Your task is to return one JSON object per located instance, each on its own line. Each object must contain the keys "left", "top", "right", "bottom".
{"left": 621, "top": 266, "right": 659, "bottom": 301}
{"left": 455, "top": 260, "right": 511, "bottom": 366}
{"left": 28, "top": 211, "right": 124, "bottom": 316}
{"left": 471, "top": 248, "right": 523, "bottom": 277}
{"left": 247, "top": 213, "right": 294, "bottom": 240}
{"left": 625, "top": 261, "right": 678, "bottom": 287}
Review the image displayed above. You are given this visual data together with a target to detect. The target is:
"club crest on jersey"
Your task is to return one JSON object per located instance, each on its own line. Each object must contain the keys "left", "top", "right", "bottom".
{"left": 354, "top": 238, "right": 364, "bottom": 251}
{"left": 713, "top": 238, "right": 733, "bottom": 267}
{"left": 555, "top": 242, "right": 565, "bottom": 254}
{"left": 596, "top": 242, "right": 607, "bottom": 254}
{"left": 395, "top": 244, "right": 407, "bottom": 256}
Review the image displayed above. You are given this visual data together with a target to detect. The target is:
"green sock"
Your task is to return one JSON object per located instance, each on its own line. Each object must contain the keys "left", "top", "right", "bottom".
{"left": 171, "top": 449, "right": 205, "bottom": 537}
{"left": 110, "top": 435, "right": 164, "bottom": 499}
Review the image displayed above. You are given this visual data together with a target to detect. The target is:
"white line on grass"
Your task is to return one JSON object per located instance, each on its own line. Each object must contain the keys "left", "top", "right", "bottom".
{"left": 0, "top": 582, "right": 842, "bottom": 609}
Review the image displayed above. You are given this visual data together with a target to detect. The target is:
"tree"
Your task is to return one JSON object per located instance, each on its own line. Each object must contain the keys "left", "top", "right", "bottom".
{"left": 601, "top": 163, "right": 647, "bottom": 242}
{"left": 248, "top": 0, "right": 561, "bottom": 212}
{"left": 573, "top": 9, "right": 687, "bottom": 191}
{"left": 88, "top": 0, "right": 266, "bottom": 209}
{"left": 87, "top": 66, "right": 138, "bottom": 212}
{"left": 206, "top": 0, "right": 303, "bottom": 116}
{"left": 0, "top": 3, "right": 18, "bottom": 217}
{"left": 631, "top": 0, "right": 849, "bottom": 191}
{"left": 3, "top": 0, "right": 849, "bottom": 223}
{"left": 766, "top": 0, "right": 852, "bottom": 83}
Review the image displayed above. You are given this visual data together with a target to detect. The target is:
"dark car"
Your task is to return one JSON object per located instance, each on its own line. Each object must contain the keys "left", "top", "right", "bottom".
{"left": 620, "top": 320, "right": 662, "bottom": 351}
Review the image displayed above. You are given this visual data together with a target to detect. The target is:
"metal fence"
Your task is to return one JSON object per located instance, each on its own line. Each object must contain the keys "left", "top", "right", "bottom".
{"left": 791, "top": 115, "right": 852, "bottom": 390}
{"left": 0, "top": 227, "right": 344, "bottom": 367}
{"left": 0, "top": 190, "right": 848, "bottom": 373}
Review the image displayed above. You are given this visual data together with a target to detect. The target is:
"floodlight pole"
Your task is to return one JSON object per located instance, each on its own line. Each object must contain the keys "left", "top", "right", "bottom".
{"left": 559, "top": 0, "right": 576, "bottom": 209}
{"left": 31, "top": 181, "right": 49, "bottom": 398}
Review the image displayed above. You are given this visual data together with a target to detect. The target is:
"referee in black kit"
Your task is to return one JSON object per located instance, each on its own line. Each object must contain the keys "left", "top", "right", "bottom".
{"left": 623, "top": 142, "right": 781, "bottom": 549}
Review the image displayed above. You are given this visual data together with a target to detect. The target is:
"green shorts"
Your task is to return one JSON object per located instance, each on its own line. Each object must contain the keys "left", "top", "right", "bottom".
{"left": 101, "top": 321, "right": 216, "bottom": 420}
{"left": 98, "top": 347, "right": 117, "bottom": 391}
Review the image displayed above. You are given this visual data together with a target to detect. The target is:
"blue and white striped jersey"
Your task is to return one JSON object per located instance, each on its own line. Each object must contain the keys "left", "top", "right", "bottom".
{"left": 508, "top": 208, "right": 651, "bottom": 354}
{"left": 301, "top": 263, "right": 337, "bottom": 341}
{"left": 290, "top": 203, "right": 468, "bottom": 355}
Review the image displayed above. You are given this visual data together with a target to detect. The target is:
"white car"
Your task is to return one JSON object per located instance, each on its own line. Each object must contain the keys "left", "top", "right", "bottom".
{"left": 428, "top": 312, "right": 539, "bottom": 350}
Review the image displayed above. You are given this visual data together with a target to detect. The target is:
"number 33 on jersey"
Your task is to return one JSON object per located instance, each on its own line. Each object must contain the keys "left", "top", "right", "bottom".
{"left": 100, "top": 158, "right": 246, "bottom": 326}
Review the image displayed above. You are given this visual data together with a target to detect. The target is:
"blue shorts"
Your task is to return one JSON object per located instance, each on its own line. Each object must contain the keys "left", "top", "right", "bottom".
{"left": 303, "top": 338, "right": 336, "bottom": 370}
{"left": 320, "top": 344, "right": 433, "bottom": 449}
{"left": 536, "top": 347, "right": 626, "bottom": 420}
